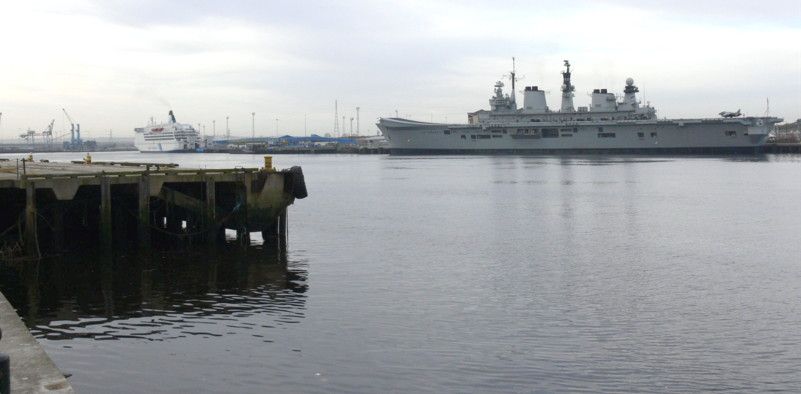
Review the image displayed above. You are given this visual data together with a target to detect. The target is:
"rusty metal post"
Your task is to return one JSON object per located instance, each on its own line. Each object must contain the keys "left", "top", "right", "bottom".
{"left": 24, "top": 181, "right": 39, "bottom": 258}
{"left": 100, "top": 176, "right": 112, "bottom": 250}
{"left": 138, "top": 176, "right": 151, "bottom": 250}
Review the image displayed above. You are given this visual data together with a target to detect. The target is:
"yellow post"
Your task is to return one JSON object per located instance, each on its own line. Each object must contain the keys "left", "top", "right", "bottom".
{"left": 84, "top": 153, "right": 92, "bottom": 163}
{"left": 263, "top": 156, "right": 273, "bottom": 171}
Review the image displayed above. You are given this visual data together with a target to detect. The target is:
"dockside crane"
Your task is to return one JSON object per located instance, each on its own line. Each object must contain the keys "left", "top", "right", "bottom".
{"left": 62, "top": 108, "right": 80, "bottom": 145}
{"left": 45, "top": 119, "right": 55, "bottom": 142}
{"left": 60, "top": 107, "right": 91, "bottom": 150}
{"left": 19, "top": 119, "right": 55, "bottom": 148}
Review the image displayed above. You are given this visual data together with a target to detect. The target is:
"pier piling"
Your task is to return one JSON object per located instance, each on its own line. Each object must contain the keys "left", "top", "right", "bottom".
{"left": 138, "top": 176, "right": 151, "bottom": 250}
{"left": 205, "top": 177, "right": 217, "bottom": 243}
{"left": 99, "top": 177, "right": 112, "bottom": 250}
{"left": 24, "top": 182, "right": 38, "bottom": 259}
{"left": 278, "top": 208, "right": 288, "bottom": 251}
{"left": 235, "top": 181, "right": 250, "bottom": 244}
{"left": 261, "top": 219, "right": 278, "bottom": 245}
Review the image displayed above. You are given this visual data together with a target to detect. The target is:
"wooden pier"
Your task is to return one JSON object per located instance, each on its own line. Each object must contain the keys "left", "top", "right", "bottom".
{"left": 0, "top": 157, "right": 307, "bottom": 260}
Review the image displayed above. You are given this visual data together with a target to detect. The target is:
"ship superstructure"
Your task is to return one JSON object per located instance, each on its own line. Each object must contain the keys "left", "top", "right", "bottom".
{"left": 134, "top": 110, "right": 201, "bottom": 152}
{"left": 378, "top": 60, "right": 782, "bottom": 154}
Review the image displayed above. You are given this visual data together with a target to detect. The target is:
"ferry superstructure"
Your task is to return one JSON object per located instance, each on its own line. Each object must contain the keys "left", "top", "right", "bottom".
{"left": 377, "top": 60, "right": 782, "bottom": 154}
{"left": 134, "top": 111, "right": 201, "bottom": 152}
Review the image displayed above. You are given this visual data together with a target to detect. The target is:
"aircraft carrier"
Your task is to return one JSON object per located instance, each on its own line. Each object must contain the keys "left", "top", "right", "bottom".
{"left": 377, "top": 60, "right": 782, "bottom": 154}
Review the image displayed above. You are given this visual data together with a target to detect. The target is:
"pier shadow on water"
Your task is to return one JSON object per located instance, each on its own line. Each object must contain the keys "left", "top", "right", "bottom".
{"left": 0, "top": 241, "right": 308, "bottom": 342}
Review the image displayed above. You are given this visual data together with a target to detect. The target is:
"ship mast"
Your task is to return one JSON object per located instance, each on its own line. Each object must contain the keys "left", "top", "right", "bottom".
{"left": 560, "top": 60, "right": 575, "bottom": 112}
{"left": 510, "top": 57, "right": 517, "bottom": 107}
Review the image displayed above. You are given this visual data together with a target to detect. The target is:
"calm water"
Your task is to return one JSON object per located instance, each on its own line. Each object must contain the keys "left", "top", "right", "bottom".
{"left": 2, "top": 152, "right": 801, "bottom": 393}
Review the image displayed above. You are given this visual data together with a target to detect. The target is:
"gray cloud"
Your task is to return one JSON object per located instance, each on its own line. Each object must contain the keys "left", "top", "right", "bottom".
{"left": 0, "top": 0, "right": 799, "bottom": 138}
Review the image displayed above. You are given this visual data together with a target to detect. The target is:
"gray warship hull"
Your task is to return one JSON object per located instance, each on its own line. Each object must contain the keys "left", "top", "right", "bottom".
{"left": 377, "top": 60, "right": 783, "bottom": 155}
{"left": 378, "top": 117, "right": 776, "bottom": 155}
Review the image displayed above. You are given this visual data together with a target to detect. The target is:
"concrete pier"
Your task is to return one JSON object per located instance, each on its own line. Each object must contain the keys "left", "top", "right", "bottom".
{"left": 0, "top": 158, "right": 307, "bottom": 259}
{"left": 0, "top": 291, "right": 73, "bottom": 393}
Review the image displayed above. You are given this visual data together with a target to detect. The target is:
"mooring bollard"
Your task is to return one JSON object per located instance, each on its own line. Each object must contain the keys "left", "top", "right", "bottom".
{"left": 263, "top": 155, "right": 273, "bottom": 171}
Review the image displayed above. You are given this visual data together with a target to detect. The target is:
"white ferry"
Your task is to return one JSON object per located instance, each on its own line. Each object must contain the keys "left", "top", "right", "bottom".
{"left": 134, "top": 111, "right": 201, "bottom": 152}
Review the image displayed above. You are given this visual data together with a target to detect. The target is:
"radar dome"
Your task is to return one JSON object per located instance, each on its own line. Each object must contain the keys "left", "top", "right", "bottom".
{"left": 626, "top": 78, "right": 634, "bottom": 86}
{"left": 561, "top": 84, "right": 567, "bottom": 90}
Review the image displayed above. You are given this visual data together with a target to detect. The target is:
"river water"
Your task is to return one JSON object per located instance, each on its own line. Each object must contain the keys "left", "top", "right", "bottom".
{"left": 2, "top": 152, "right": 801, "bottom": 393}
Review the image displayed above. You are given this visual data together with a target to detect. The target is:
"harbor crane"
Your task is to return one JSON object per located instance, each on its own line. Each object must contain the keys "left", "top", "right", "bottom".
{"left": 47, "top": 119, "right": 55, "bottom": 138}
{"left": 62, "top": 108, "right": 74, "bottom": 128}
{"left": 20, "top": 119, "right": 55, "bottom": 147}
{"left": 60, "top": 107, "right": 90, "bottom": 150}
{"left": 62, "top": 108, "right": 80, "bottom": 143}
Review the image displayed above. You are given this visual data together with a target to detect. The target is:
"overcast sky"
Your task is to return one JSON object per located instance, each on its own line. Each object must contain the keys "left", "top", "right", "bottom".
{"left": 0, "top": 0, "right": 799, "bottom": 139}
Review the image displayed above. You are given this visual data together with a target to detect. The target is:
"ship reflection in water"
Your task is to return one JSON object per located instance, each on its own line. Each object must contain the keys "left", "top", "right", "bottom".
{"left": 0, "top": 243, "right": 308, "bottom": 342}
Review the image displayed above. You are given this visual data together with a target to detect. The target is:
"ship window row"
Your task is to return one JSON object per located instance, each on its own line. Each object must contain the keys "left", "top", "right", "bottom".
{"left": 514, "top": 127, "right": 577, "bottom": 135}
{"left": 725, "top": 130, "right": 736, "bottom": 137}
{"left": 529, "top": 116, "right": 645, "bottom": 123}
{"left": 454, "top": 129, "right": 671, "bottom": 140}
{"left": 447, "top": 129, "right": 508, "bottom": 136}
{"left": 457, "top": 126, "right": 627, "bottom": 139}
{"left": 542, "top": 129, "right": 559, "bottom": 138}
{"left": 144, "top": 134, "right": 176, "bottom": 138}
{"left": 145, "top": 138, "right": 190, "bottom": 142}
